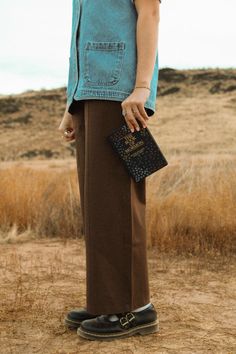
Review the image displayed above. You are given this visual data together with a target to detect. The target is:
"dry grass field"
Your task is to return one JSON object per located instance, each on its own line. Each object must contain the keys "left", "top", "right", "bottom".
{"left": 0, "top": 68, "right": 236, "bottom": 353}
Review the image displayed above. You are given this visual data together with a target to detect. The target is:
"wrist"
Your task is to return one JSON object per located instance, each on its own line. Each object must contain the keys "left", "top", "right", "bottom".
{"left": 134, "top": 80, "right": 151, "bottom": 91}
{"left": 135, "top": 80, "right": 151, "bottom": 87}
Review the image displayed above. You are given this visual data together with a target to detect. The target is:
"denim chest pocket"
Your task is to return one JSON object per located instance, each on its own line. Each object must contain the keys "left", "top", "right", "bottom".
{"left": 83, "top": 41, "right": 126, "bottom": 86}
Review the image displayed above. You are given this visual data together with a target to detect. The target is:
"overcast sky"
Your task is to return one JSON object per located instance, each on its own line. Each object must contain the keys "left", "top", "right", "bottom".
{"left": 0, "top": 0, "right": 235, "bottom": 95}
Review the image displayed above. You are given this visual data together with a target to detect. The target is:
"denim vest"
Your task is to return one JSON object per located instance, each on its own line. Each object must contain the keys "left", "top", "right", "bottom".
{"left": 66, "top": 0, "right": 159, "bottom": 116}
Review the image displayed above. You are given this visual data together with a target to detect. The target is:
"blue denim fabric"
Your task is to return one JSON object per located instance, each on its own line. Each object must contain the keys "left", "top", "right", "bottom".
{"left": 66, "top": 0, "right": 159, "bottom": 116}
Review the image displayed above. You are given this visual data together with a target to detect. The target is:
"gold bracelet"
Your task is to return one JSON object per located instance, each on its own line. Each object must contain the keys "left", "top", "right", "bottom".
{"left": 134, "top": 86, "right": 151, "bottom": 91}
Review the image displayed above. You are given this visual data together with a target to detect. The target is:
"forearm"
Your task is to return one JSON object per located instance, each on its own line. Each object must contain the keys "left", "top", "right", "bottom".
{"left": 134, "top": 5, "right": 160, "bottom": 88}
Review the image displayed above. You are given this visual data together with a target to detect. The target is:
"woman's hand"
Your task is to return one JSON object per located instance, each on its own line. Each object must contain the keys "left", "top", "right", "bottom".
{"left": 58, "top": 107, "right": 75, "bottom": 142}
{"left": 121, "top": 87, "right": 150, "bottom": 132}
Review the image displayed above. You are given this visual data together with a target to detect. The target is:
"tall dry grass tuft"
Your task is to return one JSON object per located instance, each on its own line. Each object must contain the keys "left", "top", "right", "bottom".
{"left": 0, "top": 156, "right": 236, "bottom": 254}
{"left": 147, "top": 155, "right": 236, "bottom": 255}
{"left": 0, "top": 166, "right": 82, "bottom": 240}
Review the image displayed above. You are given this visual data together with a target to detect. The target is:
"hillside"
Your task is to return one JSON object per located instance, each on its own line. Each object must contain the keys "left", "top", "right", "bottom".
{"left": 0, "top": 67, "right": 236, "bottom": 167}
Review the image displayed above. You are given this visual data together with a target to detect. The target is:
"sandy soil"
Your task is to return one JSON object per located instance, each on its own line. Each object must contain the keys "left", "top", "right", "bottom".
{"left": 0, "top": 239, "right": 235, "bottom": 354}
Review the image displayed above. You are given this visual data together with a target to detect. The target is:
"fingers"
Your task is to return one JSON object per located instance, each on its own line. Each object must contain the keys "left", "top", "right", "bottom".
{"left": 122, "top": 104, "right": 149, "bottom": 132}
{"left": 58, "top": 108, "right": 75, "bottom": 142}
{"left": 124, "top": 106, "right": 140, "bottom": 132}
{"left": 64, "top": 130, "right": 75, "bottom": 142}
{"left": 59, "top": 127, "right": 75, "bottom": 142}
{"left": 137, "top": 103, "right": 150, "bottom": 121}
{"left": 131, "top": 106, "right": 148, "bottom": 128}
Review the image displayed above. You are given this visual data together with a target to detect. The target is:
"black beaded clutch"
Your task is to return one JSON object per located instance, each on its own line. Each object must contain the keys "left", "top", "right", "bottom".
{"left": 107, "top": 123, "right": 168, "bottom": 182}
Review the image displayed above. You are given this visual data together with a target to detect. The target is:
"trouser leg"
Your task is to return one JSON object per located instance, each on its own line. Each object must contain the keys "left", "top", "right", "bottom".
{"left": 80, "top": 99, "right": 150, "bottom": 315}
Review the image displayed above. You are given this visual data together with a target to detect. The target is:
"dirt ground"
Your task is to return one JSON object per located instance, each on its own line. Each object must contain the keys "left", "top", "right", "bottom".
{"left": 0, "top": 239, "right": 235, "bottom": 354}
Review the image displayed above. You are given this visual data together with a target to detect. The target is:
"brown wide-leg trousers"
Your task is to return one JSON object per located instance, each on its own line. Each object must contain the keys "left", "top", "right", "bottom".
{"left": 71, "top": 99, "right": 150, "bottom": 315}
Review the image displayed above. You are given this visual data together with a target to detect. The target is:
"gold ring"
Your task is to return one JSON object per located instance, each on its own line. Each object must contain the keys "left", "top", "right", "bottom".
{"left": 64, "top": 130, "right": 70, "bottom": 137}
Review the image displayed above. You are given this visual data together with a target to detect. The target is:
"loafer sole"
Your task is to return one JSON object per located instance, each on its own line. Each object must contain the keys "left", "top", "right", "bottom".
{"left": 64, "top": 317, "right": 82, "bottom": 329}
{"left": 77, "top": 319, "right": 159, "bottom": 341}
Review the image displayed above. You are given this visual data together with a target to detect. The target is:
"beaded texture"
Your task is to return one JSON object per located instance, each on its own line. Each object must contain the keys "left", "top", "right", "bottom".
{"left": 107, "top": 123, "right": 168, "bottom": 183}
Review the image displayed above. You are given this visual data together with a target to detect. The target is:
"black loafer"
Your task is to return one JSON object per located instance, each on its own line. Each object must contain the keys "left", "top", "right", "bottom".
{"left": 77, "top": 303, "right": 159, "bottom": 341}
{"left": 64, "top": 308, "right": 98, "bottom": 329}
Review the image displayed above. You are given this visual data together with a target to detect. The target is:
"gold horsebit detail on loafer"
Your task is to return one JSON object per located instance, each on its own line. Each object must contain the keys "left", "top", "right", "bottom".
{"left": 119, "top": 312, "right": 136, "bottom": 329}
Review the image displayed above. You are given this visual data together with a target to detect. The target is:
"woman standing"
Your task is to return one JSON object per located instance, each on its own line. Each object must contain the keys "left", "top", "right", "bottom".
{"left": 58, "top": 0, "right": 161, "bottom": 341}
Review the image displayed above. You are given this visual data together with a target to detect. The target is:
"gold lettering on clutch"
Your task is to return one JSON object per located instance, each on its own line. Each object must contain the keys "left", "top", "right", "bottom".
{"left": 124, "top": 134, "right": 136, "bottom": 146}
{"left": 124, "top": 140, "right": 144, "bottom": 154}
{"left": 131, "top": 147, "right": 145, "bottom": 157}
